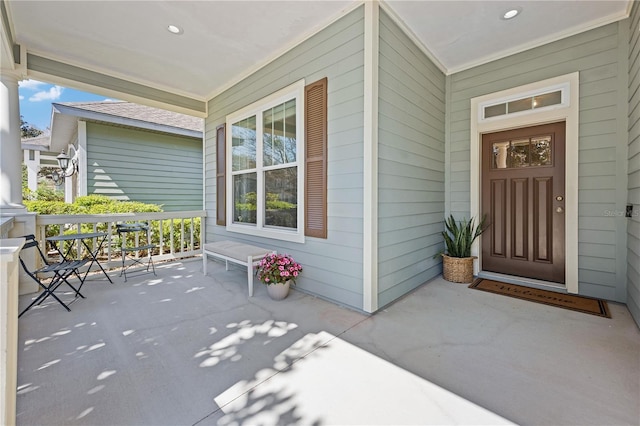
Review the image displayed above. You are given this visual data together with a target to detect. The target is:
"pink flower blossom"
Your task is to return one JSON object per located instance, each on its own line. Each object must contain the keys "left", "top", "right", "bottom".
{"left": 256, "top": 253, "right": 303, "bottom": 285}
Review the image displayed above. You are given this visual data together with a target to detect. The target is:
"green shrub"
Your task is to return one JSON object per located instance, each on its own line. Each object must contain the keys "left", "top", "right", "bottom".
{"left": 24, "top": 201, "right": 87, "bottom": 215}
{"left": 73, "top": 195, "right": 113, "bottom": 208}
{"left": 35, "top": 186, "right": 64, "bottom": 202}
{"left": 88, "top": 201, "right": 162, "bottom": 214}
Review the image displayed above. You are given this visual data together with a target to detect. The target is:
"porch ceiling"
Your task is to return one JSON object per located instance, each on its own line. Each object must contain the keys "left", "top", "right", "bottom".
{"left": 3, "top": 0, "right": 631, "bottom": 108}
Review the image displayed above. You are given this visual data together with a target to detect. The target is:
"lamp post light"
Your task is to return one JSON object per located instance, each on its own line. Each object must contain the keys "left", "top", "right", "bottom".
{"left": 50, "top": 150, "right": 77, "bottom": 186}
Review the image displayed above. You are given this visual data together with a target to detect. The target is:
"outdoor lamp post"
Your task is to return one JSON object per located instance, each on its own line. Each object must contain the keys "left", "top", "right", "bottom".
{"left": 51, "top": 149, "right": 77, "bottom": 186}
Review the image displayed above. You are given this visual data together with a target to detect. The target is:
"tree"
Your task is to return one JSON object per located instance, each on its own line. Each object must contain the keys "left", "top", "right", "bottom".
{"left": 21, "top": 116, "right": 43, "bottom": 138}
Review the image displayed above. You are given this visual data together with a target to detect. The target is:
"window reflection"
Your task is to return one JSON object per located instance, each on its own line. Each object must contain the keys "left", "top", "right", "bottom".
{"left": 531, "top": 137, "right": 552, "bottom": 166}
{"left": 264, "top": 167, "right": 297, "bottom": 229}
{"left": 233, "top": 173, "right": 257, "bottom": 224}
{"left": 263, "top": 99, "right": 296, "bottom": 167}
{"left": 492, "top": 135, "right": 552, "bottom": 169}
{"left": 232, "top": 116, "right": 256, "bottom": 171}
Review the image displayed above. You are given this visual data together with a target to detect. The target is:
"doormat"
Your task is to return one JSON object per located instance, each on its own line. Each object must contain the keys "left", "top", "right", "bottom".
{"left": 469, "top": 279, "right": 611, "bottom": 318}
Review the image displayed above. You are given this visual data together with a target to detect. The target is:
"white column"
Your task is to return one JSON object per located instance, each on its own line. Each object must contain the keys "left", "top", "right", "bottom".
{"left": 0, "top": 72, "right": 24, "bottom": 210}
{"left": 78, "top": 121, "right": 88, "bottom": 197}
{"left": 64, "top": 170, "right": 73, "bottom": 203}
{"left": 24, "top": 150, "right": 39, "bottom": 193}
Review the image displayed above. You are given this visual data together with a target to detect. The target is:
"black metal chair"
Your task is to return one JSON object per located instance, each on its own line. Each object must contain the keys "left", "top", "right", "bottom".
{"left": 18, "top": 235, "right": 89, "bottom": 317}
{"left": 116, "top": 222, "right": 157, "bottom": 282}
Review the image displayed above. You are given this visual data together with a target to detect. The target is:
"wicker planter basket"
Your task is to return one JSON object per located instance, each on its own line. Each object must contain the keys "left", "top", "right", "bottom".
{"left": 442, "top": 254, "right": 476, "bottom": 283}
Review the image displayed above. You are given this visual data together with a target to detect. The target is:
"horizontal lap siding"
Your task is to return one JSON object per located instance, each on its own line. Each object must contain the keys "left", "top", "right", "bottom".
{"left": 86, "top": 122, "right": 203, "bottom": 211}
{"left": 205, "top": 7, "right": 365, "bottom": 309}
{"left": 628, "top": 3, "right": 640, "bottom": 327}
{"left": 377, "top": 10, "right": 445, "bottom": 307}
{"left": 448, "top": 22, "right": 628, "bottom": 302}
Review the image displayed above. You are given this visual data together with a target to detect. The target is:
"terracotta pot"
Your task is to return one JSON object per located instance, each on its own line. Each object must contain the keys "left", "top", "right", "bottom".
{"left": 266, "top": 280, "right": 291, "bottom": 300}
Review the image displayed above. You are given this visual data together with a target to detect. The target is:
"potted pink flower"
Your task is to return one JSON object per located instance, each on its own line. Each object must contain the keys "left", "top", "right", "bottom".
{"left": 256, "top": 253, "right": 302, "bottom": 300}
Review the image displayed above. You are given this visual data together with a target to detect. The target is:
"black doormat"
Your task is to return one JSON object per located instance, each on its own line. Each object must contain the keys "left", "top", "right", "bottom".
{"left": 469, "top": 279, "right": 611, "bottom": 318}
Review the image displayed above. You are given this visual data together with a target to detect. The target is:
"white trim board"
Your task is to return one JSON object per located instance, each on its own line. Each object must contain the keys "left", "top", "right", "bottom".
{"left": 362, "top": 0, "right": 379, "bottom": 313}
{"left": 469, "top": 72, "right": 579, "bottom": 294}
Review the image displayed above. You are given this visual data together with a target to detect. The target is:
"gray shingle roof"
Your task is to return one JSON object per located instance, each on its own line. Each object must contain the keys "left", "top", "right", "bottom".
{"left": 21, "top": 133, "right": 51, "bottom": 150}
{"left": 55, "top": 101, "right": 203, "bottom": 133}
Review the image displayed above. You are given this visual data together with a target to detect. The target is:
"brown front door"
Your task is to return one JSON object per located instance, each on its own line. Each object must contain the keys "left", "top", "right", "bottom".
{"left": 481, "top": 122, "right": 565, "bottom": 283}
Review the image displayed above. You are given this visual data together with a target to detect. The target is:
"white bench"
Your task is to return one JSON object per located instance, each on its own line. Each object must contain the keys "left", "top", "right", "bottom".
{"left": 202, "top": 241, "right": 274, "bottom": 296}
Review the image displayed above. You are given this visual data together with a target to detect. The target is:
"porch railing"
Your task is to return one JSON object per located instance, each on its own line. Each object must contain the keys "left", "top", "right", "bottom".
{"left": 35, "top": 210, "right": 206, "bottom": 270}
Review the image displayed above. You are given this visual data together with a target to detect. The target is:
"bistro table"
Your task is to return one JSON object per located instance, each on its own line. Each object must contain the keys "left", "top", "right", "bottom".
{"left": 47, "top": 232, "right": 113, "bottom": 286}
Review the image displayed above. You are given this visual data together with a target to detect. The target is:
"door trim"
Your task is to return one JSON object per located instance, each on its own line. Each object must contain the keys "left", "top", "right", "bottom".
{"left": 469, "top": 72, "right": 579, "bottom": 294}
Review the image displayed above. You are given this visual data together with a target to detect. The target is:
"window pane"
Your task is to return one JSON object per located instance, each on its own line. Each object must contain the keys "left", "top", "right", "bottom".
{"left": 485, "top": 103, "right": 506, "bottom": 118}
{"left": 232, "top": 116, "right": 256, "bottom": 171}
{"left": 533, "top": 91, "right": 561, "bottom": 109}
{"left": 233, "top": 173, "right": 257, "bottom": 224}
{"left": 492, "top": 142, "right": 510, "bottom": 169}
{"left": 264, "top": 167, "right": 297, "bottom": 229}
{"left": 531, "top": 136, "right": 552, "bottom": 166}
{"left": 510, "top": 139, "right": 530, "bottom": 168}
{"left": 507, "top": 98, "right": 532, "bottom": 113}
{"left": 263, "top": 99, "right": 296, "bottom": 167}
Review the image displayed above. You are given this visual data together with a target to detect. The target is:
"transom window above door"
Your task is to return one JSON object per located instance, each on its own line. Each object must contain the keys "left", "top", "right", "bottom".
{"left": 478, "top": 82, "right": 569, "bottom": 122}
{"left": 226, "top": 80, "right": 305, "bottom": 243}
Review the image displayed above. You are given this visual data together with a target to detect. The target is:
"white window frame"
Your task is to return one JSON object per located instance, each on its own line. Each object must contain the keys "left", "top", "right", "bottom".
{"left": 478, "top": 82, "right": 570, "bottom": 122}
{"left": 225, "top": 80, "right": 305, "bottom": 243}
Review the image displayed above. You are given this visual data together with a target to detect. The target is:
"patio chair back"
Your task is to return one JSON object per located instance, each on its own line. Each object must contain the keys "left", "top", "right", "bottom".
{"left": 18, "top": 235, "right": 88, "bottom": 317}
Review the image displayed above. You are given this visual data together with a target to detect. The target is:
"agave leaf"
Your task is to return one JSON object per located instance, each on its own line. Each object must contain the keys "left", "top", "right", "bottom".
{"left": 441, "top": 214, "right": 487, "bottom": 258}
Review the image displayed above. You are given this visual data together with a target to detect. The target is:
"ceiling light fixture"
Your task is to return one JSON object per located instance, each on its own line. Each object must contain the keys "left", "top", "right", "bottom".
{"left": 501, "top": 8, "right": 521, "bottom": 20}
{"left": 167, "top": 24, "right": 183, "bottom": 35}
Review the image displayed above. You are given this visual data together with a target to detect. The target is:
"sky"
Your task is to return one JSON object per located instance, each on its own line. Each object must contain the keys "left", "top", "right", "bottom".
{"left": 18, "top": 79, "right": 117, "bottom": 132}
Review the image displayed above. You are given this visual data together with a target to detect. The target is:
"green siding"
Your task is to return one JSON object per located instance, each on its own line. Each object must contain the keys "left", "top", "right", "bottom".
{"left": 86, "top": 122, "right": 203, "bottom": 211}
{"left": 205, "top": 6, "right": 365, "bottom": 309}
{"left": 628, "top": 4, "right": 640, "bottom": 327}
{"left": 377, "top": 10, "right": 446, "bottom": 307}
{"left": 447, "top": 22, "right": 629, "bottom": 302}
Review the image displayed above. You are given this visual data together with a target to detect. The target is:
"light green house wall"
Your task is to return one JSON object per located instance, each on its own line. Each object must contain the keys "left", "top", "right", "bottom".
{"left": 627, "top": 3, "right": 640, "bottom": 325}
{"left": 446, "top": 21, "right": 629, "bottom": 302}
{"left": 205, "top": 6, "right": 366, "bottom": 308}
{"left": 377, "top": 10, "right": 446, "bottom": 307}
{"left": 86, "top": 122, "right": 203, "bottom": 211}
{"left": 203, "top": 4, "right": 637, "bottom": 317}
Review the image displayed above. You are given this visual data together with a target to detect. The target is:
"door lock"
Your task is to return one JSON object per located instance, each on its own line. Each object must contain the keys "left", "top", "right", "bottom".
{"left": 556, "top": 195, "right": 564, "bottom": 202}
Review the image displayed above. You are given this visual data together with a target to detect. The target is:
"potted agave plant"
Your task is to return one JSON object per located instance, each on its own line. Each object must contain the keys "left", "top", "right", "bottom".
{"left": 441, "top": 214, "right": 487, "bottom": 283}
{"left": 256, "top": 253, "right": 303, "bottom": 300}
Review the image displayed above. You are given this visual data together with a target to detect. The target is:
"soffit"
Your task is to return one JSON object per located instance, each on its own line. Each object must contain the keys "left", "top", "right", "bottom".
{"left": 5, "top": 0, "right": 631, "bottom": 106}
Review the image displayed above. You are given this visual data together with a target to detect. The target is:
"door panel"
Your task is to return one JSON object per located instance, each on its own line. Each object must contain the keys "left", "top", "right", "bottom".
{"left": 490, "top": 179, "right": 507, "bottom": 257}
{"left": 533, "top": 177, "right": 552, "bottom": 263}
{"left": 511, "top": 177, "right": 528, "bottom": 260}
{"left": 481, "top": 122, "right": 565, "bottom": 284}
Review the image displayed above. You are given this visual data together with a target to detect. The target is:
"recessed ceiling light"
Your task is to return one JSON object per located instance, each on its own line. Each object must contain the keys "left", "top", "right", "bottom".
{"left": 167, "top": 25, "right": 183, "bottom": 35}
{"left": 501, "top": 8, "right": 521, "bottom": 20}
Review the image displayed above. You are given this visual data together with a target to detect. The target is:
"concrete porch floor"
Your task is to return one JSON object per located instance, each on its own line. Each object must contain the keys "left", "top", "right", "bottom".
{"left": 16, "top": 257, "right": 640, "bottom": 426}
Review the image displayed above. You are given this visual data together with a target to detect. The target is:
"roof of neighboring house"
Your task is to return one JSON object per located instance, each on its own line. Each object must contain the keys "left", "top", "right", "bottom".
{"left": 49, "top": 100, "right": 204, "bottom": 152}
{"left": 21, "top": 133, "right": 51, "bottom": 151}
{"left": 55, "top": 101, "right": 203, "bottom": 132}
